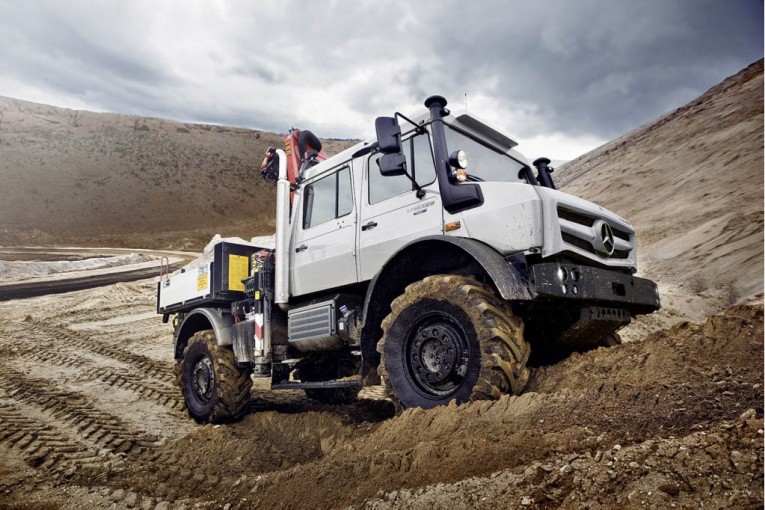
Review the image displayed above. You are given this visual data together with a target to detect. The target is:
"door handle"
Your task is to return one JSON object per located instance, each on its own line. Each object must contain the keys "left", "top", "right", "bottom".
{"left": 361, "top": 221, "right": 378, "bottom": 231}
{"left": 295, "top": 244, "right": 308, "bottom": 253}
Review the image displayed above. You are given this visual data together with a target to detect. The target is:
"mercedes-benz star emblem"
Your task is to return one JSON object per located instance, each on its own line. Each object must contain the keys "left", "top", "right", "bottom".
{"left": 592, "top": 220, "right": 615, "bottom": 256}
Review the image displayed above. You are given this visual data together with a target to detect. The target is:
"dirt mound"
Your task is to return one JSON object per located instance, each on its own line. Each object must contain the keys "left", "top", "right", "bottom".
{"left": 81, "top": 402, "right": 393, "bottom": 504}
{"left": 69, "top": 305, "right": 761, "bottom": 509}
{"left": 360, "top": 413, "right": 764, "bottom": 510}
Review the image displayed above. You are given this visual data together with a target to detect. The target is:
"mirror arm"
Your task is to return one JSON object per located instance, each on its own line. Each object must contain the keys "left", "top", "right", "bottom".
{"left": 392, "top": 112, "right": 425, "bottom": 197}
{"left": 395, "top": 112, "right": 427, "bottom": 135}
{"left": 351, "top": 141, "right": 379, "bottom": 158}
{"left": 403, "top": 172, "right": 426, "bottom": 199}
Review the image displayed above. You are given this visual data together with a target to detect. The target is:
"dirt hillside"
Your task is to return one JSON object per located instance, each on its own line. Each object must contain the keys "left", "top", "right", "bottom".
{"left": 558, "top": 60, "right": 764, "bottom": 336}
{"left": 0, "top": 97, "right": 353, "bottom": 249}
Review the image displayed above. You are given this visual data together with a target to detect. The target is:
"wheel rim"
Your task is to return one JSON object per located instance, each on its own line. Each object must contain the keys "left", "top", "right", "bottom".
{"left": 191, "top": 355, "right": 214, "bottom": 403}
{"left": 404, "top": 312, "right": 471, "bottom": 398}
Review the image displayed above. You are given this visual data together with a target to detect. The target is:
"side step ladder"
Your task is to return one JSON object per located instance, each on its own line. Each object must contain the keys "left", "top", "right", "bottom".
{"left": 271, "top": 380, "right": 362, "bottom": 391}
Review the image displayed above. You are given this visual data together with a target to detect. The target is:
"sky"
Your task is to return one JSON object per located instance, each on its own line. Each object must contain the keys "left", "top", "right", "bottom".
{"left": 0, "top": 0, "right": 761, "bottom": 160}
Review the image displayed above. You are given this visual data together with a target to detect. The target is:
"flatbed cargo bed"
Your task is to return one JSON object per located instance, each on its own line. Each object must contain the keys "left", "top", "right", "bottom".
{"left": 157, "top": 241, "right": 265, "bottom": 314}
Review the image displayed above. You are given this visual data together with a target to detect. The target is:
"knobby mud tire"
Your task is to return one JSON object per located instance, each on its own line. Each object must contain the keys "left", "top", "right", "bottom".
{"left": 173, "top": 360, "right": 182, "bottom": 388}
{"left": 377, "top": 275, "right": 531, "bottom": 409}
{"left": 181, "top": 330, "right": 252, "bottom": 423}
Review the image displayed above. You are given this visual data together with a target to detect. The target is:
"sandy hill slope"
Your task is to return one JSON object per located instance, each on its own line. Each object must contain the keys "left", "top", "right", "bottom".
{"left": 0, "top": 97, "right": 352, "bottom": 249}
{"left": 557, "top": 60, "right": 764, "bottom": 333}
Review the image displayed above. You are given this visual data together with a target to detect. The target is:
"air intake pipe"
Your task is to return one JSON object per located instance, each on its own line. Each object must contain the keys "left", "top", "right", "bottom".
{"left": 533, "top": 157, "right": 556, "bottom": 189}
{"left": 274, "top": 149, "right": 290, "bottom": 307}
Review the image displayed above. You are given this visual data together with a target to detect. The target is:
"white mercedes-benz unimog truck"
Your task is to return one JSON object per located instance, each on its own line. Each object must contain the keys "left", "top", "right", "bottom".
{"left": 157, "top": 95, "right": 660, "bottom": 423}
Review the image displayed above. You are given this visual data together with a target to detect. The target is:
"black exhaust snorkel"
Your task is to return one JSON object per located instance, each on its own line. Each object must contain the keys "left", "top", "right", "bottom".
{"left": 425, "top": 95, "right": 484, "bottom": 214}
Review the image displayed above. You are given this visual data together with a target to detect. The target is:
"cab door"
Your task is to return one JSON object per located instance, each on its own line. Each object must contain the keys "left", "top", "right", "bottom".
{"left": 358, "top": 132, "right": 443, "bottom": 281}
{"left": 291, "top": 165, "right": 357, "bottom": 296}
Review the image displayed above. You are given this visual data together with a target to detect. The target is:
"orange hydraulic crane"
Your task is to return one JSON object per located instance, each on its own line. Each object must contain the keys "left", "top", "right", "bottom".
{"left": 259, "top": 128, "right": 328, "bottom": 203}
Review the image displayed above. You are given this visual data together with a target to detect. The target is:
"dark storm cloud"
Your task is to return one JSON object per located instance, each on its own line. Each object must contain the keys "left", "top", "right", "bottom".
{"left": 0, "top": 0, "right": 761, "bottom": 154}
{"left": 404, "top": 0, "right": 763, "bottom": 138}
{"left": 0, "top": 4, "right": 174, "bottom": 94}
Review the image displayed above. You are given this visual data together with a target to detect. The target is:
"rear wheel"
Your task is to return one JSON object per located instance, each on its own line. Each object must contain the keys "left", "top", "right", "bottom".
{"left": 377, "top": 275, "right": 531, "bottom": 409}
{"left": 181, "top": 330, "right": 252, "bottom": 423}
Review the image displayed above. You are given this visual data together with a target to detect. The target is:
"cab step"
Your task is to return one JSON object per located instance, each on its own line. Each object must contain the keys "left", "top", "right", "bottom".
{"left": 271, "top": 380, "right": 362, "bottom": 391}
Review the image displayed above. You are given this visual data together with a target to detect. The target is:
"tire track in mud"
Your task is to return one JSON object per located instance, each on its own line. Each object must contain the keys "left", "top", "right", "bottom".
{"left": 24, "top": 320, "right": 174, "bottom": 383}
{"left": 0, "top": 329, "right": 193, "bottom": 509}
{"left": 77, "top": 367, "right": 184, "bottom": 411}
{"left": 18, "top": 343, "right": 184, "bottom": 412}
{"left": 0, "top": 403, "right": 178, "bottom": 510}
{"left": 0, "top": 367, "right": 162, "bottom": 458}
{"left": 4, "top": 320, "right": 185, "bottom": 412}
{"left": 0, "top": 402, "right": 108, "bottom": 475}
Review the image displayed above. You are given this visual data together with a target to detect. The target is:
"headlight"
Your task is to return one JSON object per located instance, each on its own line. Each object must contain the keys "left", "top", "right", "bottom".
{"left": 448, "top": 150, "right": 468, "bottom": 169}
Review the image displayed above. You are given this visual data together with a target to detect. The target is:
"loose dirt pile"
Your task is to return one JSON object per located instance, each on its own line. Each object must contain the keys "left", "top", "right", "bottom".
{"left": 361, "top": 414, "right": 762, "bottom": 509}
{"left": 0, "top": 276, "right": 759, "bottom": 509}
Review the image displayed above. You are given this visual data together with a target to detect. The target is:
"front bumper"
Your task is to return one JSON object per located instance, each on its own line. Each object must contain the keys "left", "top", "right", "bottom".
{"left": 529, "top": 260, "right": 660, "bottom": 315}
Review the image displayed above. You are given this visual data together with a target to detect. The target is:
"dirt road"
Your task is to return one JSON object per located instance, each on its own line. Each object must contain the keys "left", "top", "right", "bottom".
{"left": 0, "top": 247, "right": 193, "bottom": 301}
{"left": 0, "top": 275, "right": 761, "bottom": 509}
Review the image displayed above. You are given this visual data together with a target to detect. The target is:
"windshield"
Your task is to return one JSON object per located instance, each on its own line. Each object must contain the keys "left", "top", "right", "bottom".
{"left": 444, "top": 125, "right": 526, "bottom": 183}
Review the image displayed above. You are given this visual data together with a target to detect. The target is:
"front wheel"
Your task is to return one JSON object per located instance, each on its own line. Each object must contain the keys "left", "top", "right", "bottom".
{"left": 377, "top": 275, "right": 531, "bottom": 409}
{"left": 181, "top": 330, "right": 252, "bottom": 423}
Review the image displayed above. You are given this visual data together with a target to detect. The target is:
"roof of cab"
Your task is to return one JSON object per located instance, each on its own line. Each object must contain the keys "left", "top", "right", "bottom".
{"left": 301, "top": 108, "right": 524, "bottom": 181}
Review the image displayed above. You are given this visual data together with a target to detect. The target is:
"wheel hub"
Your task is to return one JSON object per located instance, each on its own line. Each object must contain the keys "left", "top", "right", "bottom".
{"left": 406, "top": 316, "right": 469, "bottom": 396}
{"left": 192, "top": 356, "right": 214, "bottom": 402}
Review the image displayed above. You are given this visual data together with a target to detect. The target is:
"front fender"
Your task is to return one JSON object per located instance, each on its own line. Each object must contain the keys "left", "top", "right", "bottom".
{"left": 362, "top": 236, "right": 532, "bottom": 321}
{"left": 358, "top": 235, "right": 533, "bottom": 382}
{"left": 434, "top": 236, "right": 533, "bottom": 301}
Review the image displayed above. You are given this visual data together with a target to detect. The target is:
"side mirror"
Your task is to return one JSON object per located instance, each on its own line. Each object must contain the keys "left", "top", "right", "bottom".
{"left": 375, "top": 117, "right": 403, "bottom": 154}
{"left": 378, "top": 153, "right": 407, "bottom": 176}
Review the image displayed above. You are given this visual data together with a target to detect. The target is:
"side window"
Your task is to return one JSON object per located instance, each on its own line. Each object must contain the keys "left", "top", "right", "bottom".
{"left": 337, "top": 167, "right": 353, "bottom": 217}
{"left": 368, "top": 133, "right": 436, "bottom": 204}
{"left": 303, "top": 166, "right": 353, "bottom": 229}
{"left": 412, "top": 133, "right": 436, "bottom": 186}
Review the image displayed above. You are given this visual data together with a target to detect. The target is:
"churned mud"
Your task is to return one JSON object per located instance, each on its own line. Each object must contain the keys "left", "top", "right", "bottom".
{"left": 0, "top": 278, "right": 761, "bottom": 509}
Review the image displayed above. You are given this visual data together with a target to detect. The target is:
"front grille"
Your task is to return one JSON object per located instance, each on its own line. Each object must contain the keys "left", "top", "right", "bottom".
{"left": 557, "top": 206, "right": 633, "bottom": 260}
{"left": 561, "top": 233, "right": 630, "bottom": 259}
{"left": 561, "top": 232, "right": 592, "bottom": 252}
{"left": 558, "top": 208, "right": 594, "bottom": 227}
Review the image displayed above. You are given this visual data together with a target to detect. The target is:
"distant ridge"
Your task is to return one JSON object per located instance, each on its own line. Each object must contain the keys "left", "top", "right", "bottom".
{"left": 0, "top": 96, "right": 353, "bottom": 249}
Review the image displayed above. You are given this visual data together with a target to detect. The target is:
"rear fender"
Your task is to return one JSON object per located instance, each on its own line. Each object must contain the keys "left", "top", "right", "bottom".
{"left": 174, "top": 308, "right": 234, "bottom": 360}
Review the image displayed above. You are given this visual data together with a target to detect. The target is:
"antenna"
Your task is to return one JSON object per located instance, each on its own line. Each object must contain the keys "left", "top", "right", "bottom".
{"left": 464, "top": 93, "right": 467, "bottom": 111}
